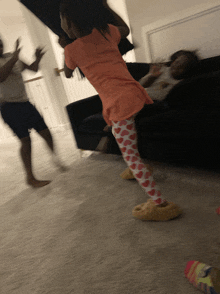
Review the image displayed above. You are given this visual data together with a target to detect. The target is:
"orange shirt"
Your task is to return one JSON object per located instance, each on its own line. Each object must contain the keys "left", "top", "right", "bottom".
{"left": 65, "top": 24, "right": 153, "bottom": 125}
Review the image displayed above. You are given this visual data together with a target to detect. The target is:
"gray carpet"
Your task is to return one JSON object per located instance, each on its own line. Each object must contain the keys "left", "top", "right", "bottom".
{"left": 0, "top": 132, "right": 220, "bottom": 293}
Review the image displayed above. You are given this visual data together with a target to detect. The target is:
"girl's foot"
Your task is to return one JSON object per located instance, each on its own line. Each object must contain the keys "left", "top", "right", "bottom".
{"left": 120, "top": 164, "right": 153, "bottom": 180}
{"left": 95, "top": 137, "right": 110, "bottom": 153}
{"left": 27, "top": 178, "right": 51, "bottom": 188}
{"left": 120, "top": 167, "right": 135, "bottom": 179}
{"left": 185, "top": 260, "right": 220, "bottom": 293}
{"left": 132, "top": 199, "right": 182, "bottom": 221}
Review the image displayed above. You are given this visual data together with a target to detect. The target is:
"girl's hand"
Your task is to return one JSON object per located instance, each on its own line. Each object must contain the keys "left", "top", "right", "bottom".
{"left": 58, "top": 36, "right": 70, "bottom": 48}
{"left": 58, "top": 35, "right": 76, "bottom": 48}
{"left": 149, "top": 64, "right": 163, "bottom": 78}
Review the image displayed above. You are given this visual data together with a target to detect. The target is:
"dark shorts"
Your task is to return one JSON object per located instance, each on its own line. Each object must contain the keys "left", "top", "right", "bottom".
{"left": 1, "top": 101, "right": 48, "bottom": 139}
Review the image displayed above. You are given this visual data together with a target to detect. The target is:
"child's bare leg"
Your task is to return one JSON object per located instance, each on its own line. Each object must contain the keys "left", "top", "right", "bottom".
{"left": 38, "top": 128, "right": 68, "bottom": 172}
{"left": 95, "top": 125, "right": 112, "bottom": 152}
{"left": 20, "top": 136, "right": 51, "bottom": 188}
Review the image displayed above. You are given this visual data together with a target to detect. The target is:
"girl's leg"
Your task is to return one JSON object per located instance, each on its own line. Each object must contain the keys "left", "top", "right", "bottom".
{"left": 111, "top": 116, "right": 182, "bottom": 221}
{"left": 111, "top": 116, "right": 166, "bottom": 206}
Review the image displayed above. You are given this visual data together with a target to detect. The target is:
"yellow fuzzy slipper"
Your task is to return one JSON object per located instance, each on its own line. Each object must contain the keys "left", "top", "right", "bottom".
{"left": 132, "top": 199, "right": 182, "bottom": 221}
{"left": 120, "top": 164, "right": 153, "bottom": 180}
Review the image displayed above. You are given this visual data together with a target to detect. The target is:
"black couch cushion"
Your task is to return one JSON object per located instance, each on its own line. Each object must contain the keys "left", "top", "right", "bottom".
{"left": 195, "top": 55, "right": 220, "bottom": 76}
{"left": 165, "top": 70, "right": 220, "bottom": 110}
{"left": 78, "top": 113, "right": 108, "bottom": 134}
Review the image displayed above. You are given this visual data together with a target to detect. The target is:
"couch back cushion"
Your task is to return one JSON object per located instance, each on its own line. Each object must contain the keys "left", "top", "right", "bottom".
{"left": 165, "top": 69, "right": 220, "bottom": 109}
{"left": 194, "top": 55, "right": 220, "bottom": 76}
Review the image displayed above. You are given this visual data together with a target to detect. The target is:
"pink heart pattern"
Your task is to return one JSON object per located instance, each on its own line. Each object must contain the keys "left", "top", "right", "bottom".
{"left": 129, "top": 134, "right": 136, "bottom": 140}
{"left": 119, "top": 121, "right": 127, "bottom": 126}
{"left": 148, "top": 189, "right": 156, "bottom": 196}
{"left": 151, "top": 181, "right": 156, "bottom": 188}
{"left": 121, "top": 147, "right": 126, "bottom": 153}
{"left": 138, "top": 164, "right": 145, "bottom": 170}
{"left": 145, "top": 172, "right": 151, "bottom": 178}
{"left": 142, "top": 180, "right": 150, "bottom": 187}
{"left": 124, "top": 140, "right": 132, "bottom": 146}
{"left": 127, "top": 124, "right": 133, "bottom": 130}
{"left": 155, "top": 198, "right": 162, "bottom": 205}
{"left": 117, "top": 138, "right": 123, "bottom": 144}
{"left": 136, "top": 171, "right": 143, "bottom": 178}
{"left": 112, "top": 119, "right": 164, "bottom": 205}
{"left": 121, "top": 130, "right": 129, "bottom": 136}
{"left": 127, "top": 149, "right": 134, "bottom": 155}
{"left": 115, "top": 128, "right": 121, "bottom": 134}
{"left": 131, "top": 156, "right": 138, "bottom": 162}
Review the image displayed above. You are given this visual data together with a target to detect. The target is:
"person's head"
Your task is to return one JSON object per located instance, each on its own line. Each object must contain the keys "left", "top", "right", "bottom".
{"left": 168, "top": 50, "right": 200, "bottom": 80}
{"left": 60, "top": 0, "right": 110, "bottom": 39}
{"left": 0, "top": 37, "right": 4, "bottom": 57}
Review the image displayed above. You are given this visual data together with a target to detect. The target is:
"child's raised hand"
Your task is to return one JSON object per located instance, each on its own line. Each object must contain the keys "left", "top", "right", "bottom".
{"left": 149, "top": 64, "right": 163, "bottom": 78}
{"left": 35, "top": 47, "right": 46, "bottom": 60}
{"left": 13, "top": 38, "right": 22, "bottom": 60}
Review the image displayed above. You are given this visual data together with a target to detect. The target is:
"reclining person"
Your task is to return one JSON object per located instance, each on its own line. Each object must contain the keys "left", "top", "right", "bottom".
{"left": 139, "top": 49, "right": 200, "bottom": 101}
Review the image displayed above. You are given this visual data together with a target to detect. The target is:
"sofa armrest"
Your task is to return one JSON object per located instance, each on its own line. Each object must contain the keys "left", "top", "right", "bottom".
{"left": 66, "top": 94, "right": 103, "bottom": 131}
{"left": 126, "top": 62, "right": 150, "bottom": 81}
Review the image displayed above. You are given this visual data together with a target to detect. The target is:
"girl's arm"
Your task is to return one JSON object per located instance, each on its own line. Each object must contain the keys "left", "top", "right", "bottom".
{"left": 117, "top": 26, "right": 130, "bottom": 39}
{"left": 139, "top": 64, "right": 163, "bottom": 88}
{"left": 139, "top": 74, "right": 158, "bottom": 88}
{"left": 102, "top": 0, "right": 130, "bottom": 38}
{"left": 64, "top": 62, "right": 73, "bottom": 78}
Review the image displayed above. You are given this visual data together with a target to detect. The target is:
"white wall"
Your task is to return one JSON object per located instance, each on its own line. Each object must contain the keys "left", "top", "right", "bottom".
{"left": 0, "top": 0, "right": 40, "bottom": 81}
{"left": 126, "top": 0, "right": 220, "bottom": 62}
{"left": 107, "top": 0, "right": 136, "bottom": 62}
{"left": 0, "top": 0, "right": 70, "bottom": 140}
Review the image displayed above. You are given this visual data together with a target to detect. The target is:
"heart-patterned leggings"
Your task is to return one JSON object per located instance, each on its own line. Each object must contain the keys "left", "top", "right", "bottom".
{"left": 111, "top": 116, "right": 166, "bottom": 205}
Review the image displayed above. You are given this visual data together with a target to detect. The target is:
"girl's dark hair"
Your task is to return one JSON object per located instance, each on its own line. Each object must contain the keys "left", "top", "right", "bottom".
{"left": 60, "top": 0, "right": 111, "bottom": 39}
{"left": 60, "top": 0, "right": 113, "bottom": 79}
{"left": 167, "top": 49, "right": 200, "bottom": 79}
{"left": 169, "top": 50, "right": 199, "bottom": 64}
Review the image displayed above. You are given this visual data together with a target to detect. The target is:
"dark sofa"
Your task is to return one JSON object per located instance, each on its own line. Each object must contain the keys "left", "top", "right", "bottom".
{"left": 66, "top": 57, "right": 220, "bottom": 171}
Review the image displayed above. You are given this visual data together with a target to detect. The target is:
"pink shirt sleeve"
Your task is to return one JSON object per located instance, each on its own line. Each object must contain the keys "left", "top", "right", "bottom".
{"left": 64, "top": 45, "right": 77, "bottom": 70}
{"left": 109, "top": 24, "right": 121, "bottom": 45}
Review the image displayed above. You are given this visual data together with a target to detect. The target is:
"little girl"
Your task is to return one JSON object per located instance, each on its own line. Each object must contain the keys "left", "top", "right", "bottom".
{"left": 60, "top": 0, "right": 182, "bottom": 221}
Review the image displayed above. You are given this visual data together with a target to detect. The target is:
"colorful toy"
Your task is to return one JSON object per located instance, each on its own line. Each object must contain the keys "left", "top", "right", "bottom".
{"left": 185, "top": 260, "right": 220, "bottom": 293}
